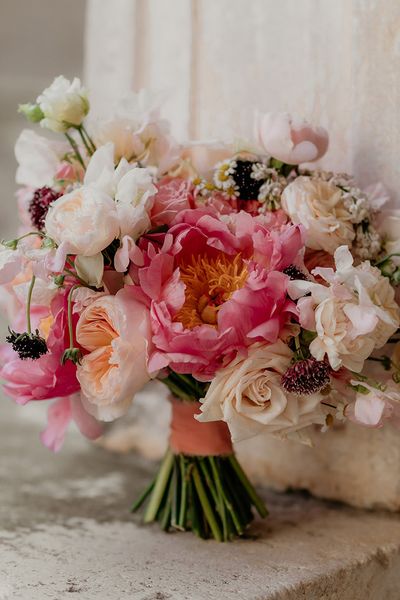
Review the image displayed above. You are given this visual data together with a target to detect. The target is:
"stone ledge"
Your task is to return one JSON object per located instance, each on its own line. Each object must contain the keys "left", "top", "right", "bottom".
{"left": 2, "top": 401, "right": 400, "bottom": 600}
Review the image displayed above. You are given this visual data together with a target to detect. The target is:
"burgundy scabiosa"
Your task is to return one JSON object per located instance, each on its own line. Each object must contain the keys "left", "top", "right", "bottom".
{"left": 281, "top": 357, "right": 330, "bottom": 395}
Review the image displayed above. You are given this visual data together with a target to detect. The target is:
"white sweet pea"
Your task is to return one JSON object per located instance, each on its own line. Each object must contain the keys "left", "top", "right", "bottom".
{"left": 15, "top": 130, "right": 68, "bottom": 188}
{"left": 45, "top": 186, "right": 119, "bottom": 256}
{"left": 0, "top": 248, "right": 22, "bottom": 284}
{"left": 115, "top": 168, "right": 156, "bottom": 239}
{"left": 84, "top": 143, "right": 156, "bottom": 240}
{"left": 37, "top": 76, "right": 89, "bottom": 133}
{"left": 75, "top": 254, "right": 104, "bottom": 288}
{"left": 198, "top": 341, "right": 325, "bottom": 442}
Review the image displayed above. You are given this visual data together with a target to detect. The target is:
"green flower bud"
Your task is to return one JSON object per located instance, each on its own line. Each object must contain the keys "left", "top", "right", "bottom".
{"left": 18, "top": 103, "right": 44, "bottom": 123}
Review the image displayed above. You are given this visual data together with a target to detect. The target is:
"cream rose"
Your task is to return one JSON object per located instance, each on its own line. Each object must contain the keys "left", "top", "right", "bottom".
{"left": 37, "top": 76, "right": 89, "bottom": 133}
{"left": 197, "top": 341, "right": 324, "bottom": 442}
{"left": 45, "top": 186, "right": 119, "bottom": 256}
{"left": 76, "top": 290, "right": 154, "bottom": 421}
{"left": 281, "top": 177, "right": 355, "bottom": 254}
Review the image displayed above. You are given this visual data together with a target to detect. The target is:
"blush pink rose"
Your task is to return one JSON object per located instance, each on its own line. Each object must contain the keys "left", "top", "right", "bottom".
{"left": 256, "top": 112, "right": 329, "bottom": 165}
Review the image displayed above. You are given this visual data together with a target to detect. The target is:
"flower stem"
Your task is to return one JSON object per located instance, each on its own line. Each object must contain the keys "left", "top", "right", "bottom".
{"left": 26, "top": 275, "right": 36, "bottom": 334}
{"left": 80, "top": 125, "right": 97, "bottom": 153}
{"left": 192, "top": 463, "right": 223, "bottom": 542}
{"left": 228, "top": 455, "right": 268, "bottom": 518}
{"left": 65, "top": 132, "right": 85, "bottom": 168}
{"left": 144, "top": 450, "right": 174, "bottom": 523}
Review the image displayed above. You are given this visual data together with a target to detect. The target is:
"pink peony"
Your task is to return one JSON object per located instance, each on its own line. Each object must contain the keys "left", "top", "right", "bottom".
{"left": 132, "top": 209, "right": 303, "bottom": 379}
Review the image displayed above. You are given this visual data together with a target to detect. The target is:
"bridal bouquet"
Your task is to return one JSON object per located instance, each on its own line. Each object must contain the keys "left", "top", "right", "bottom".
{"left": 2, "top": 76, "right": 400, "bottom": 541}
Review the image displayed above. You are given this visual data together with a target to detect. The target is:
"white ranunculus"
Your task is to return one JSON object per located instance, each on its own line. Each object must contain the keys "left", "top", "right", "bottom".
{"left": 44, "top": 186, "right": 119, "bottom": 256}
{"left": 197, "top": 341, "right": 325, "bottom": 442}
{"left": 37, "top": 76, "right": 89, "bottom": 133}
{"left": 281, "top": 176, "right": 355, "bottom": 254}
{"left": 15, "top": 129, "right": 68, "bottom": 188}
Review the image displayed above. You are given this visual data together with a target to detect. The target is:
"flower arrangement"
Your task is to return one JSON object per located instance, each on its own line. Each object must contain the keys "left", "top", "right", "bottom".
{"left": 2, "top": 76, "right": 400, "bottom": 541}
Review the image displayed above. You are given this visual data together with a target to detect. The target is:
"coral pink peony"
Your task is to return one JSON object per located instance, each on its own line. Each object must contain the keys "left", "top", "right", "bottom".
{"left": 133, "top": 209, "right": 302, "bottom": 379}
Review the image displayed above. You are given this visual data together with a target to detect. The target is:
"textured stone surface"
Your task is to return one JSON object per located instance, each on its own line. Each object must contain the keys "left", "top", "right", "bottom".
{"left": 3, "top": 399, "right": 400, "bottom": 600}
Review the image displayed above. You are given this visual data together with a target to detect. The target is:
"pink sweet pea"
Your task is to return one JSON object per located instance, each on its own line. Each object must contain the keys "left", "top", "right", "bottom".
{"left": 0, "top": 290, "right": 80, "bottom": 403}
{"left": 41, "top": 394, "right": 103, "bottom": 452}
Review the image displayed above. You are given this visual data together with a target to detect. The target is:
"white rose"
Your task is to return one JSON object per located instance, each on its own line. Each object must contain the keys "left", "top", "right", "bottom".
{"left": 197, "top": 341, "right": 324, "bottom": 442}
{"left": 282, "top": 177, "right": 355, "bottom": 254}
{"left": 37, "top": 76, "right": 89, "bottom": 133}
{"left": 45, "top": 186, "right": 119, "bottom": 256}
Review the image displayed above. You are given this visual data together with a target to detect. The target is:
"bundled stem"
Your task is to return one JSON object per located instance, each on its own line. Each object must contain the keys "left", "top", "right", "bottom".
{"left": 132, "top": 450, "right": 267, "bottom": 541}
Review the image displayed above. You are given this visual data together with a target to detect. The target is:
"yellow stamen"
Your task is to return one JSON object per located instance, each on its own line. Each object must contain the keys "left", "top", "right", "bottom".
{"left": 175, "top": 253, "right": 248, "bottom": 329}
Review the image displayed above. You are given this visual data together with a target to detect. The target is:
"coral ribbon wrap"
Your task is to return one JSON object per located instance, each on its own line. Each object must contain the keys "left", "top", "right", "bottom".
{"left": 169, "top": 397, "right": 233, "bottom": 456}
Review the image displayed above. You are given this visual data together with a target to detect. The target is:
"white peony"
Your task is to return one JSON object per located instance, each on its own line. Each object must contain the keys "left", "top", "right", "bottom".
{"left": 37, "top": 76, "right": 89, "bottom": 133}
{"left": 281, "top": 176, "right": 355, "bottom": 254}
{"left": 197, "top": 341, "right": 325, "bottom": 442}
{"left": 45, "top": 186, "right": 119, "bottom": 256}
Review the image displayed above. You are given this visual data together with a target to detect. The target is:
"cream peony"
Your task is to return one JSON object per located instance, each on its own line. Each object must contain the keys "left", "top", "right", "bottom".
{"left": 76, "top": 289, "right": 154, "bottom": 421}
{"left": 90, "top": 91, "right": 179, "bottom": 172}
{"left": 44, "top": 186, "right": 119, "bottom": 256}
{"left": 197, "top": 341, "right": 324, "bottom": 442}
{"left": 290, "top": 246, "right": 400, "bottom": 371}
{"left": 37, "top": 76, "right": 89, "bottom": 133}
{"left": 281, "top": 177, "right": 355, "bottom": 254}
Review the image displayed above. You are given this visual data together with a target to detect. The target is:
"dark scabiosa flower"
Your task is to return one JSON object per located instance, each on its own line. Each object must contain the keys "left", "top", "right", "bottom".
{"left": 281, "top": 358, "right": 330, "bottom": 395}
{"left": 231, "top": 159, "right": 264, "bottom": 199}
{"left": 283, "top": 265, "right": 308, "bottom": 281}
{"left": 6, "top": 329, "right": 48, "bottom": 360}
{"left": 29, "top": 186, "right": 61, "bottom": 231}
{"left": 213, "top": 158, "right": 265, "bottom": 200}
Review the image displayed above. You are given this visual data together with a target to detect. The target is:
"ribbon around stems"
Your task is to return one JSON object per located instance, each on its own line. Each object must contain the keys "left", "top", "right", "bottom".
{"left": 169, "top": 397, "right": 233, "bottom": 456}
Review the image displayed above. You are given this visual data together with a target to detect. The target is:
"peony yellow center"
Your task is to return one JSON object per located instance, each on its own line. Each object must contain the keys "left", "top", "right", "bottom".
{"left": 175, "top": 253, "right": 248, "bottom": 329}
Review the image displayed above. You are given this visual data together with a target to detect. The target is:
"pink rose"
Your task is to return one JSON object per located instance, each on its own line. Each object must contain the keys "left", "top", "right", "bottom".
{"left": 256, "top": 112, "right": 329, "bottom": 165}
